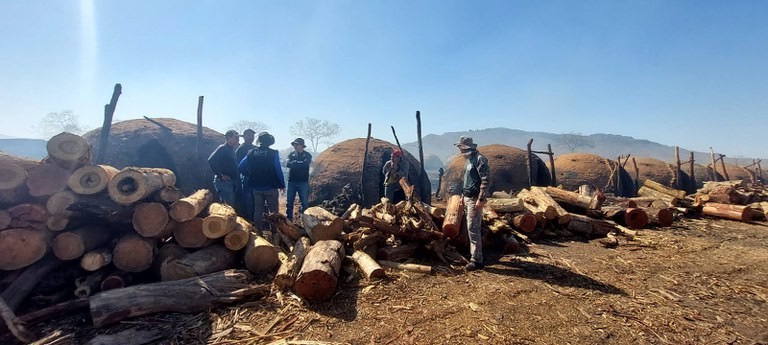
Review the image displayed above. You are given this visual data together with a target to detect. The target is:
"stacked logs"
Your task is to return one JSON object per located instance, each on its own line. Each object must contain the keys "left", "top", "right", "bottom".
{"left": 693, "top": 179, "right": 768, "bottom": 221}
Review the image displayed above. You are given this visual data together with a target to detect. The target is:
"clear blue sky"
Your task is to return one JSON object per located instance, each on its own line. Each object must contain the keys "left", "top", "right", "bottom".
{"left": 1, "top": 1, "right": 766, "bottom": 157}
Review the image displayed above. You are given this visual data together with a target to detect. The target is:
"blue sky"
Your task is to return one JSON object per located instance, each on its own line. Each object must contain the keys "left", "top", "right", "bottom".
{"left": 1, "top": 1, "right": 766, "bottom": 157}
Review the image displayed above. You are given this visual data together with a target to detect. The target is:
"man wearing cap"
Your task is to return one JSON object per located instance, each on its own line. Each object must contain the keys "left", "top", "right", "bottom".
{"left": 382, "top": 148, "right": 409, "bottom": 203}
{"left": 238, "top": 131, "right": 285, "bottom": 233}
{"left": 285, "top": 138, "right": 312, "bottom": 221}
{"left": 455, "top": 136, "right": 490, "bottom": 271}
{"left": 235, "top": 129, "right": 256, "bottom": 220}
{"left": 208, "top": 130, "right": 240, "bottom": 205}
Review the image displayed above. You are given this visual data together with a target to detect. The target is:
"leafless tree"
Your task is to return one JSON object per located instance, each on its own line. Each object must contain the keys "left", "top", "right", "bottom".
{"left": 289, "top": 117, "right": 341, "bottom": 152}
{"left": 37, "top": 110, "right": 85, "bottom": 138}
{"left": 230, "top": 120, "right": 268, "bottom": 135}
{"left": 557, "top": 132, "right": 594, "bottom": 153}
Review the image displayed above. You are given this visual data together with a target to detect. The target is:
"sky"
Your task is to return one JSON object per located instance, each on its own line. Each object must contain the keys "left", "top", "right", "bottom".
{"left": 0, "top": 1, "right": 766, "bottom": 157}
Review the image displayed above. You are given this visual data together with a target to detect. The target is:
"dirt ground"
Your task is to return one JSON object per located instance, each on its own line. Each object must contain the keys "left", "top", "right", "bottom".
{"left": 5, "top": 213, "right": 768, "bottom": 345}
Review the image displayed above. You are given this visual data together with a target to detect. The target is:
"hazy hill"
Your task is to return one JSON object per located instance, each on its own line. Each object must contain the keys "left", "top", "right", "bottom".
{"left": 403, "top": 127, "right": 755, "bottom": 166}
{"left": 0, "top": 138, "right": 47, "bottom": 160}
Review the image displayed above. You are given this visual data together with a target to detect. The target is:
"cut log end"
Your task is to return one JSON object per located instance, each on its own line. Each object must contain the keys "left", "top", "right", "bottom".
{"left": 68, "top": 165, "right": 119, "bottom": 195}
{"left": 0, "top": 162, "right": 27, "bottom": 190}
{"left": 293, "top": 270, "right": 339, "bottom": 301}
{"left": 113, "top": 236, "right": 155, "bottom": 272}
{"left": 52, "top": 232, "right": 85, "bottom": 261}
{"left": 0, "top": 229, "right": 50, "bottom": 270}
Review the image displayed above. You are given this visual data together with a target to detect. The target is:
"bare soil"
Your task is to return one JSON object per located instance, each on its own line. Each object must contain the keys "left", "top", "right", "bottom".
{"left": 5, "top": 217, "right": 768, "bottom": 345}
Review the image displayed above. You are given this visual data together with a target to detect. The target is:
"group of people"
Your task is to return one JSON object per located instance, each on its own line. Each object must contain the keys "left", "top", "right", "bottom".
{"left": 207, "top": 130, "right": 311, "bottom": 236}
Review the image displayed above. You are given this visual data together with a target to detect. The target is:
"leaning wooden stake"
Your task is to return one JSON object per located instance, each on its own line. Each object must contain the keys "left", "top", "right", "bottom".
{"left": 95, "top": 83, "right": 122, "bottom": 164}
{"left": 360, "top": 123, "right": 372, "bottom": 206}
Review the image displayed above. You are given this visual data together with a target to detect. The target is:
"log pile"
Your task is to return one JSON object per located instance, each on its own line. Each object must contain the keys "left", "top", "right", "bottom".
{"left": 693, "top": 180, "right": 768, "bottom": 221}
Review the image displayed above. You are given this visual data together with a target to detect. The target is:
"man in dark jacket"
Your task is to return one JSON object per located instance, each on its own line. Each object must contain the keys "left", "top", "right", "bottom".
{"left": 455, "top": 136, "right": 490, "bottom": 271}
{"left": 235, "top": 128, "right": 256, "bottom": 219}
{"left": 382, "top": 149, "right": 409, "bottom": 203}
{"left": 238, "top": 131, "right": 285, "bottom": 233}
{"left": 285, "top": 138, "right": 312, "bottom": 221}
{"left": 208, "top": 130, "right": 240, "bottom": 205}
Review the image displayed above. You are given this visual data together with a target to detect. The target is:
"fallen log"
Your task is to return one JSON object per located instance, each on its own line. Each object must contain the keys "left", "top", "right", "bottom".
{"left": 202, "top": 202, "right": 237, "bottom": 239}
{"left": 294, "top": 240, "right": 344, "bottom": 301}
{"left": 350, "top": 250, "right": 385, "bottom": 280}
{"left": 160, "top": 244, "right": 235, "bottom": 281}
{"left": 603, "top": 207, "right": 649, "bottom": 229}
{"left": 274, "top": 236, "right": 311, "bottom": 289}
{"left": 26, "top": 164, "right": 70, "bottom": 197}
{"left": 172, "top": 217, "right": 212, "bottom": 248}
{"left": 52, "top": 226, "right": 112, "bottom": 261}
{"left": 378, "top": 260, "right": 433, "bottom": 274}
{"left": 153, "top": 186, "right": 185, "bottom": 204}
{"left": 530, "top": 187, "right": 571, "bottom": 224}
{"left": 89, "top": 269, "right": 262, "bottom": 327}
{"left": 18, "top": 297, "right": 89, "bottom": 327}
{"left": 643, "top": 207, "right": 674, "bottom": 227}
{"left": 107, "top": 168, "right": 176, "bottom": 205}
{"left": 512, "top": 213, "right": 537, "bottom": 233}
{"left": 702, "top": 202, "right": 752, "bottom": 222}
{"left": 0, "top": 228, "right": 51, "bottom": 270}
{"left": 545, "top": 186, "right": 604, "bottom": 210}
{"left": 567, "top": 214, "right": 616, "bottom": 239}
{"left": 81, "top": 248, "right": 113, "bottom": 272}
{"left": 485, "top": 197, "right": 525, "bottom": 213}
{"left": 2, "top": 255, "right": 64, "bottom": 312}
{"left": 46, "top": 132, "right": 90, "bottom": 171}
{"left": 637, "top": 186, "right": 679, "bottom": 206}
{"left": 643, "top": 179, "right": 687, "bottom": 199}
{"left": 132, "top": 202, "right": 175, "bottom": 238}
{"left": 223, "top": 216, "right": 254, "bottom": 251}
{"left": 376, "top": 242, "right": 419, "bottom": 262}
{"left": 243, "top": 233, "right": 280, "bottom": 274}
{"left": 517, "top": 189, "right": 557, "bottom": 220}
{"left": 301, "top": 206, "right": 344, "bottom": 243}
{"left": 112, "top": 234, "right": 156, "bottom": 272}
{"left": 169, "top": 189, "right": 213, "bottom": 222}
{"left": 442, "top": 194, "right": 464, "bottom": 238}
{"left": 67, "top": 165, "right": 119, "bottom": 195}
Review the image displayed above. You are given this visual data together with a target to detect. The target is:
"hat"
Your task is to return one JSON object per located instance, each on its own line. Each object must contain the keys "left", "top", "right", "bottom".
{"left": 291, "top": 138, "right": 306, "bottom": 148}
{"left": 454, "top": 136, "right": 477, "bottom": 150}
{"left": 225, "top": 130, "right": 239, "bottom": 138}
{"left": 241, "top": 128, "right": 256, "bottom": 136}
{"left": 256, "top": 131, "right": 275, "bottom": 147}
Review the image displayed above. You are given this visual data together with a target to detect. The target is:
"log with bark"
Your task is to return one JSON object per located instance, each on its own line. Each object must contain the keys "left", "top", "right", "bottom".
{"left": 603, "top": 207, "right": 649, "bottom": 229}
{"left": 46, "top": 132, "right": 90, "bottom": 171}
{"left": 274, "top": 236, "right": 311, "bottom": 290}
{"left": 112, "top": 234, "right": 156, "bottom": 272}
{"left": 266, "top": 213, "right": 305, "bottom": 242}
{"left": 485, "top": 197, "right": 525, "bottom": 213}
{"left": 643, "top": 207, "right": 674, "bottom": 227}
{"left": 26, "top": 164, "right": 71, "bottom": 197}
{"left": 153, "top": 186, "right": 185, "bottom": 204}
{"left": 107, "top": 168, "right": 176, "bottom": 205}
{"left": 169, "top": 189, "right": 213, "bottom": 222}
{"left": 223, "top": 216, "right": 255, "bottom": 251}
{"left": 160, "top": 244, "right": 235, "bottom": 281}
{"left": 89, "top": 269, "right": 264, "bottom": 327}
{"left": 378, "top": 260, "right": 433, "bottom": 274}
{"left": 45, "top": 190, "right": 79, "bottom": 231}
{"left": 643, "top": 179, "right": 687, "bottom": 199}
{"left": 202, "top": 202, "right": 237, "bottom": 239}
{"left": 66, "top": 196, "right": 134, "bottom": 224}
{"left": 7, "top": 203, "right": 49, "bottom": 230}
{"left": 442, "top": 194, "right": 464, "bottom": 238}
{"left": 81, "top": 248, "right": 113, "bottom": 272}
{"left": 512, "top": 213, "right": 538, "bottom": 233}
{"left": 517, "top": 188, "right": 557, "bottom": 220}
{"left": 67, "top": 165, "right": 119, "bottom": 195}
{"left": 243, "top": 233, "right": 280, "bottom": 274}
{"left": 376, "top": 242, "right": 419, "bottom": 262}
{"left": 637, "top": 186, "right": 679, "bottom": 206}
{"left": 2, "top": 255, "right": 64, "bottom": 312}
{"left": 74, "top": 270, "right": 107, "bottom": 298}
{"left": 695, "top": 183, "right": 752, "bottom": 206}
{"left": 0, "top": 228, "right": 52, "bottom": 270}
{"left": 529, "top": 187, "right": 571, "bottom": 224}
{"left": 702, "top": 202, "right": 752, "bottom": 222}
{"left": 545, "top": 186, "right": 604, "bottom": 210}
{"left": 566, "top": 214, "right": 617, "bottom": 239}
{"left": 101, "top": 270, "right": 132, "bottom": 291}
{"left": 301, "top": 206, "right": 344, "bottom": 243}
{"left": 172, "top": 217, "right": 212, "bottom": 248}
{"left": 293, "top": 240, "right": 345, "bottom": 301}
{"left": 51, "top": 225, "right": 112, "bottom": 261}
{"left": 350, "top": 250, "right": 385, "bottom": 280}
{"left": 132, "top": 202, "right": 175, "bottom": 238}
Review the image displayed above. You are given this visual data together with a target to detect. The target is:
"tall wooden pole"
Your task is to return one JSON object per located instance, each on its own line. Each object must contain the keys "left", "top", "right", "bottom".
{"left": 616, "top": 156, "right": 623, "bottom": 196}
{"left": 361, "top": 123, "right": 372, "bottom": 206}
{"left": 95, "top": 83, "right": 122, "bottom": 164}
{"left": 196, "top": 96, "right": 204, "bottom": 181}
{"left": 415, "top": 111, "right": 426, "bottom": 202}
{"left": 688, "top": 152, "right": 696, "bottom": 194}
{"left": 710, "top": 147, "right": 719, "bottom": 181}
{"left": 390, "top": 126, "right": 403, "bottom": 152}
{"left": 526, "top": 139, "right": 534, "bottom": 188}
{"left": 674, "top": 146, "right": 682, "bottom": 190}
{"left": 719, "top": 154, "right": 730, "bottom": 181}
{"left": 757, "top": 159, "right": 763, "bottom": 182}
{"left": 632, "top": 157, "right": 639, "bottom": 193}
{"left": 547, "top": 144, "right": 556, "bottom": 187}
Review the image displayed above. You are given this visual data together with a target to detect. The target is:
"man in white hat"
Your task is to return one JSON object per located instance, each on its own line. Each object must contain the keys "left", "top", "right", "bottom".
{"left": 454, "top": 135, "right": 490, "bottom": 271}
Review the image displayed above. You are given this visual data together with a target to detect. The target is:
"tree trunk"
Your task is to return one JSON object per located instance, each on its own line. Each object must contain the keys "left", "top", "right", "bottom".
{"left": 350, "top": 250, "right": 385, "bottom": 280}
{"left": 274, "top": 236, "right": 311, "bottom": 289}
{"left": 160, "top": 244, "right": 235, "bottom": 281}
{"left": 132, "top": 202, "right": 175, "bottom": 238}
{"left": 643, "top": 207, "right": 674, "bottom": 227}
{"left": 1, "top": 255, "right": 64, "bottom": 312}
{"left": 81, "top": 248, "right": 112, "bottom": 271}
{"left": 294, "top": 240, "right": 344, "bottom": 301}
{"left": 169, "top": 189, "right": 213, "bottom": 222}
{"left": 67, "top": 165, "right": 119, "bottom": 195}
{"left": 0, "top": 228, "right": 52, "bottom": 270}
{"left": 517, "top": 189, "right": 558, "bottom": 220}
{"left": 113, "top": 234, "right": 156, "bottom": 272}
{"left": 153, "top": 186, "right": 184, "bottom": 204}
{"left": 224, "top": 216, "right": 254, "bottom": 251}
{"left": 46, "top": 132, "right": 90, "bottom": 171}
{"left": 26, "top": 164, "right": 71, "bottom": 197}
{"left": 107, "top": 168, "right": 176, "bottom": 205}
{"left": 202, "top": 202, "right": 237, "bottom": 239}
{"left": 376, "top": 242, "right": 419, "bottom": 262}
{"left": 243, "top": 233, "right": 280, "bottom": 274}
{"left": 51, "top": 225, "right": 112, "bottom": 261}
{"left": 89, "top": 270, "right": 259, "bottom": 327}
{"left": 702, "top": 202, "right": 752, "bottom": 222}
{"left": 512, "top": 213, "right": 538, "bottom": 233}
{"left": 604, "top": 207, "right": 649, "bottom": 229}
{"left": 643, "top": 179, "right": 687, "bottom": 199}
{"left": 301, "top": 206, "right": 344, "bottom": 243}
{"left": 172, "top": 217, "right": 212, "bottom": 248}
{"left": 485, "top": 197, "right": 525, "bottom": 213}
{"left": 637, "top": 186, "right": 680, "bottom": 206}
{"left": 567, "top": 214, "right": 617, "bottom": 238}
{"left": 529, "top": 187, "right": 571, "bottom": 224}
{"left": 545, "top": 186, "right": 604, "bottom": 210}
{"left": 442, "top": 194, "right": 463, "bottom": 238}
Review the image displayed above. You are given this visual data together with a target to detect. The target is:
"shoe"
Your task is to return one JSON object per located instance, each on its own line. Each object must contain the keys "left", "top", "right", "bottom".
{"left": 465, "top": 262, "right": 484, "bottom": 271}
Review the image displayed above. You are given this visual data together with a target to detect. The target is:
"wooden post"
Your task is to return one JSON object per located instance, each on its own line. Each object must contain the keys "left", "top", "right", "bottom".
{"left": 196, "top": 96, "right": 204, "bottom": 182}
{"left": 719, "top": 154, "right": 730, "bottom": 181}
{"left": 710, "top": 147, "right": 719, "bottom": 181}
{"left": 757, "top": 159, "right": 763, "bottom": 182}
{"left": 526, "top": 139, "right": 534, "bottom": 188}
{"left": 360, "top": 123, "right": 372, "bottom": 207}
{"left": 689, "top": 152, "right": 696, "bottom": 193}
{"left": 616, "top": 156, "right": 622, "bottom": 196}
{"left": 415, "top": 111, "right": 426, "bottom": 202}
{"left": 675, "top": 146, "right": 682, "bottom": 190}
{"left": 390, "top": 126, "right": 403, "bottom": 152}
{"left": 435, "top": 168, "right": 444, "bottom": 200}
{"left": 631, "top": 157, "right": 640, "bottom": 193}
{"left": 96, "top": 83, "right": 122, "bottom": 164}
{"left": 547, "top": 144, "right": 556, "bottom": 187}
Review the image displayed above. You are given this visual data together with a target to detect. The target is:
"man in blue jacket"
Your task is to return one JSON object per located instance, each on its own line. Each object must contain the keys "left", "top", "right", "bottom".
{"left": 208, "top": 130, "right": 240, "bottom": 205}
{"left": 286, "top": 138, "right": 312, "bottom": 221}
{"left": 238, "top": 131, "right": 285, "bottom": 233}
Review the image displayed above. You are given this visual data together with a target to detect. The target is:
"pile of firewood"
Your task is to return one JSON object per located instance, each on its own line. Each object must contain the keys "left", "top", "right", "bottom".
{"left": 693, "top": 180, "right": 768, "bottom": 221}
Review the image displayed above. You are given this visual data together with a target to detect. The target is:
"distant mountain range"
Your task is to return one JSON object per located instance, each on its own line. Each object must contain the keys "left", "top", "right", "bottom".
{"left": 403, "top": 127, "right": 756, "bottom": 166}
{"left": 0, "top": 138, "right": 47, "bottom": 160}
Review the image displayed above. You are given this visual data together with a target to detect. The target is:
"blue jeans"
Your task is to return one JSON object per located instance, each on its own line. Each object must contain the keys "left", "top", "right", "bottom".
{"left": 464, "top": 196, "right": 483, "bottom": 264}
{"left": 286, "top": 181, "right": 309, "bottom": 221}
{"left": 253, "top": 189, "right": 279, "bottom": 233}
{"left": 213, "top": 177, "right": 236, "bottom": 206}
